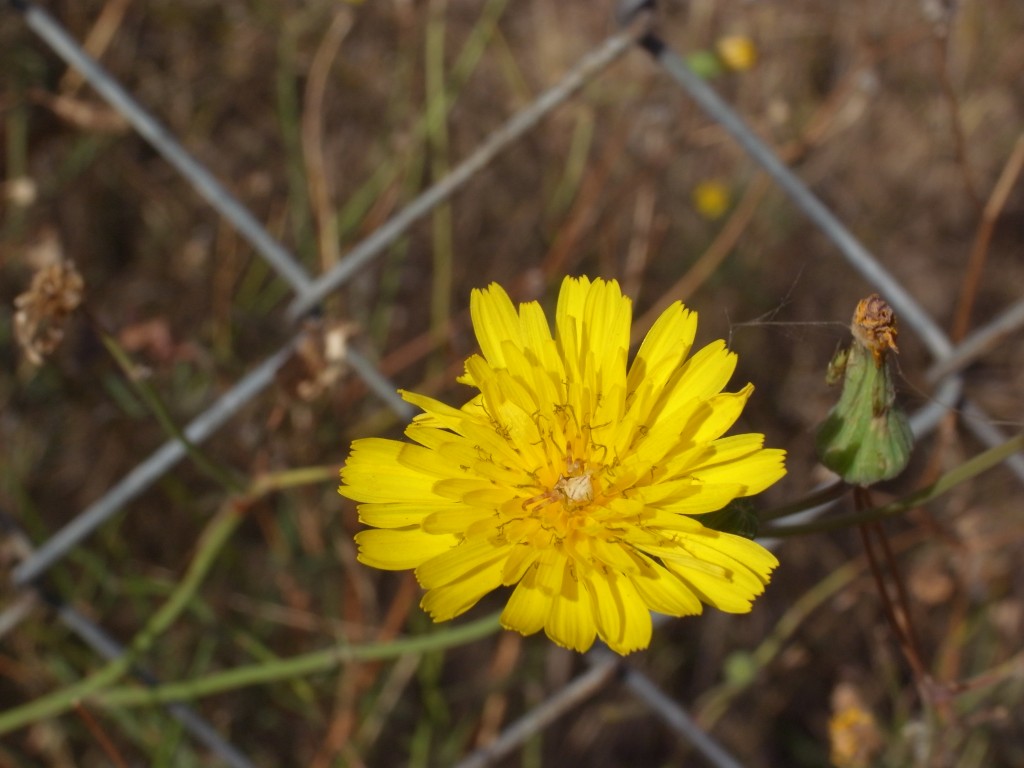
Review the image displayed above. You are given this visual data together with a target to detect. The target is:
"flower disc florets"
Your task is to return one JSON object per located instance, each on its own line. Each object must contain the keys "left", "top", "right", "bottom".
{"left": 339, "top": 276, "right": 786, "bottom": 654}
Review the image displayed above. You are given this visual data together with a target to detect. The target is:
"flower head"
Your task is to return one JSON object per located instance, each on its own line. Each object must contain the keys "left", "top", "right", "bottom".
{"left": 715, "top": 35, "right": 758, "bottom": 72}
{"left": 693, "top": 179, "right": 732, "bottom": 221}
{"left": 339, "top": 277, "right": 785, "bottom": 654}
{"left": 14, "top": 260, "right": 84, "bottom": 367}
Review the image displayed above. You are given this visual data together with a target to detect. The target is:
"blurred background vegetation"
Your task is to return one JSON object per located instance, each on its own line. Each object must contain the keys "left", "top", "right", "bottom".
{"left": 2, "top": 0, "right": 1024, "bottom": 765}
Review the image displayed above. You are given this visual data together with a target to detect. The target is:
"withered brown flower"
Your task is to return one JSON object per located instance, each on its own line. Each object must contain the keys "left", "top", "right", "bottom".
{"left": 14, "top": 261, "right": 85, "bottom": 366}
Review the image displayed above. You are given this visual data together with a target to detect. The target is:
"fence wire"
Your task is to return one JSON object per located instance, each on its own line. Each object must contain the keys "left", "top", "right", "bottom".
{"left": 0, "top": 509, "right": 256, "bottom": 768}
{"left": 5, "top": 1, "right": 1022, "bottom": 766}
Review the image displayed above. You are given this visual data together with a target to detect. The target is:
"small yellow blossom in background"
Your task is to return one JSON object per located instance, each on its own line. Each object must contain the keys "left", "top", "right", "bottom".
{"left": 339, "top": 276, "right": 786, "bottom": 655}
{"left": 828, "top": 683, "right": 883, "bottom": 767}
{"left": 693, "top": 179, "right": 732, "bottom": 221}
{"left": 715, "top": 35, "right": 758, "bottom": 72}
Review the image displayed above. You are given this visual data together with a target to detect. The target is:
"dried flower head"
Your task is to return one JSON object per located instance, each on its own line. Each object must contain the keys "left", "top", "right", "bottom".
{"left": 851, "top": 293, "right": 898, "bottom": 366}
{"left": 339, "top": 277, "right": 786, "bottom": 654}
{"left": 277, "top": 319, "right": 355, "bottom": 402}
{"left": 14, "top": 261, "right": 85, "bottom": 367}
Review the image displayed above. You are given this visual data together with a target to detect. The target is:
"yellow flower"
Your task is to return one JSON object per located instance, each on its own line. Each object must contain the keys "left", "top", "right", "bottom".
{"left": 715, "top": 35, "right": 758, "bottom": 72}
{"left": 339, "top": 277, "right": 785, "bottom": 655}
{"left": 829, "top": 684, "right": 883, "bottom": 767}
{"left": 693, "top": 179, "right": 732, "bottom": 221}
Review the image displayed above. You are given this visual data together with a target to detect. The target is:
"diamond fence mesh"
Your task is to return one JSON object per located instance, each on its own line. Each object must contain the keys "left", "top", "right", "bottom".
{"left": 3, "top": 1, "right": 1024, "bottom": 765}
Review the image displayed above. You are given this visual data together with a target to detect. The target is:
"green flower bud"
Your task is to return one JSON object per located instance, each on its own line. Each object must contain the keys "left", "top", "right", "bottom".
{"left": 686, "top": 50, "right": 725, "bottom": 79}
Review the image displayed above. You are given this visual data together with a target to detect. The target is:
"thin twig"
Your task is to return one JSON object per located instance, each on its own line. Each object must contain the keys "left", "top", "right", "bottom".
{"left": 764, "top": 431, "right": 1024, "bottom": 537}
{"left": 301, "top": 9, "right": 354, "bottom": 272}
{"left": 949, "top": 134, "right": 1024, "bottom": 341}
{"left": 14, "top": 0, "right": 315, "bottom": 294}
{"left": 58, "top": 0, "right": 131, "bottom": 95}
{"left": 11, "top": 339, "right": 299, "bottom": 586}
{"left": 854, "top": 485, "right": 929, "bottom": 686}
{"left": 287, "top": 15, "right": 652, "bottom": 320}
{"left": 74, "top": 703, "right": 131, "bottom": 768}
{"left": 637, "top": 30, "right": 952, "bottom": 359}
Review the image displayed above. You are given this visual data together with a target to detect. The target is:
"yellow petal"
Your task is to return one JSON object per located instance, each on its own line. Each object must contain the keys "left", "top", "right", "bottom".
{"left": 471, "top": 282, "right": 522, "bottom": 368}
{"left": 339, "top": 439, "right": 440, "bottom": 503}
{"left": 501, "top": 565, "right": 548, "bottom": 636}
{"left": 661, "top": 532, "right": 778, "bottom": 612}
{"left": 649, "top": 483, "right": 745, "bottom": 517}
{"left": 416, "top": 537, "right": 511, "bottom": 589}
{"left": 432, "top": 478, "right": 508, "bottom": 505}
{"left": 660, "top": 341, "right": 737, "bottom": 413}
{"left": 519, "top": 300, "right": 565, "bottom": 385}
{"left": 544, "top": 560, "right": 598, "bottom": 653}
{"left": 628, "top": 301, "right": 698, "bottom": 394}
{"left": 420, "top": 558, "right": 505, "bottom": 621}
{"left": 678, "top": 385, "right": 753, "bottom": 446}
{"left": 358, "top": 502, "right": 457, "bottom": 529}
{"left": 502, "top": 341, "right": 564, "bottom": 418}
{"left": 587, "top": 537, "right": 648, "bottom": 574}
{"left": 692, "top": 443, "right": 787, "bottom": 496}
{"left": 396, "top": 442, "right": 465, "bottom": 477}
{"left": 402, "top": 390, "right": 467, "bottom": 431}
{"left": 695, "top": 433, "right": 766, "bottom": 464}
{"left": 421, "top": 506, "right": 496, "bottom": 534}
{"left": 355, "top": 528, "right": 457, "bottom": 570}
{"left": 687, "top": 528, "right": 780, "bottom": 576}
{"left": 584, "top": 568, "right": 652, "bottom": 654}
{"left": 501, "top": 544, "right": 539, "bottom": 585}
{"left": 555, "top": 275, "right": 592, "bottom": 339}
{"left": 582, "top": 278, "right": 630, "bottom": 382}
{"left": 735, "top": 448, "right": 787, "bottom": 495}
{"left": 629, "top": 555, "right": 704, "bottom": 616}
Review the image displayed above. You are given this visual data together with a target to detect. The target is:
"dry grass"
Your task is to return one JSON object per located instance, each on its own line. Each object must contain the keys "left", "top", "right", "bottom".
{"left": 2, "top": 0, "right": 1024, "bottom": 765}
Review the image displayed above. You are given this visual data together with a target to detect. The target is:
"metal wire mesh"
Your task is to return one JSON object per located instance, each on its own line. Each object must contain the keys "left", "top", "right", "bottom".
{"left": 4, "top": 1, "right": 1022, "bottom": 765}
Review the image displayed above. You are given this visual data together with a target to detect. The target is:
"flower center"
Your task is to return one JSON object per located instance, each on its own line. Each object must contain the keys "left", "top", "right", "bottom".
{"left": 540, "top": 456, "right": 604, "bottom": 515}
{"left": 554, "top": 468, "right": 594, "bottom": 507}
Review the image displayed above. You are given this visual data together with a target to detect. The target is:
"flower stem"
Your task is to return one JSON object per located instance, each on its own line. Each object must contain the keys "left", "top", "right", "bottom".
{"left": 760, "top": 479, "right": 848, "bottom": 522}
{"left": 763, "top": 432, "right": 1024, "bottom": 536}
{"left": 93, "top": 612, "right": 503, "bottom": 709}
{"left": 0, "top": 466, "right": 336, "bottom": 736}
{"left": 95, "top": 324, "right": 244, "bottom": 493}
{"left": 0, "top": 502, "right": 244, "bottom": 736}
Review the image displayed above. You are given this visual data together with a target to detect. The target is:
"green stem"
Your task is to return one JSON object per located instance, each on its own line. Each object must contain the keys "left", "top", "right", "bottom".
{"left": 0, "top": 504, "right": 244, "bottom": 736}
{"left": 252, "top": 465, "right": 339, "bottom": 494}
{"left": 760, "top": 479, "right": 848, "bottom": 522}
{"left": 95, "top": 612, "right": 503, "bottom": 708}
{"left": 764, "top": 432, "right": 1024, "bottom": 537}
{"left": 426, "top": 0, "right": 454, "bottom": 353}
{"left": 697, "top": 558, "right": 860, "bottom": 727}
{"left": 98, "top": 330, "right": 244, "bottom": 493}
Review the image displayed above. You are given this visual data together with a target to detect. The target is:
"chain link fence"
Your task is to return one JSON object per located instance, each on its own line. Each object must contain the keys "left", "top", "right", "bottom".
{"left": 3, "top": 1, "right": 1024, "bottom": 765}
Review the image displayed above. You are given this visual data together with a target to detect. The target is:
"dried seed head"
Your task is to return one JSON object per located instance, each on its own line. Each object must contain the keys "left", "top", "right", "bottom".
{"left": 276, "top": 319, "right": 356, "bottom": 402}
{"left": 851, "top": 293, "right": 898, "bottom": 365}
{"left": 14, "top": 261, "right": 85, "bottom": 366}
